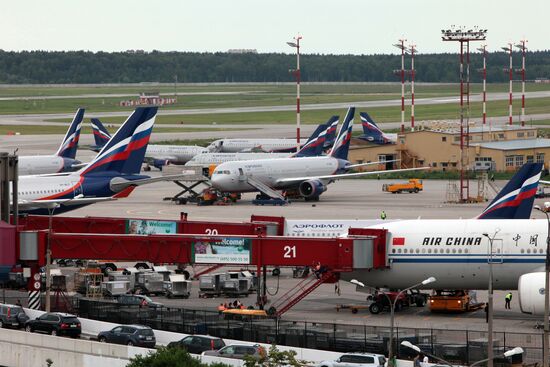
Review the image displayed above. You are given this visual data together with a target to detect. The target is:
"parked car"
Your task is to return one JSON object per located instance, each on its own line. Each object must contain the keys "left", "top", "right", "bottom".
{"left": 25, "top": 312, "right": 81, "bottom": 337}
{"left": 203, "top": 344, "right": 266, "bottom": 360}
{"left": 0, "top": 304, "right": 29, "bottom": 328}
{"left": 318, "top": 353, "right": 386, "bottom": 367}
{"left": 98, "top": 324, "right": 156, "bottom": 348}
{"left": 168, "top": 335, "right": 225, "bottom": 354}
{"left": 115, "top": 294, "right": 163, "bottom": 309}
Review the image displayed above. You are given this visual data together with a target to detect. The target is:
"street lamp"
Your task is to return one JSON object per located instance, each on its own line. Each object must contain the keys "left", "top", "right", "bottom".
{"left": 401, "top": 341, "right": 523, "bottom": 367}
{"left": 287, "top": 35, "right": 302, "bottom": 153}
{"left": 482, "top": 228, "right": 501, "bottom": 367}
{"left": 351, "top": 277, "right": 436, "bottom": 366}
{"left": 534, "top": 202, "right": 550, "bottom": 367}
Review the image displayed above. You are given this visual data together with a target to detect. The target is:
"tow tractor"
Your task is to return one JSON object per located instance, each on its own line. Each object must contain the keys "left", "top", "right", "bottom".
{"left": 337, "top": 289, "right": 429, "bottom": 314}
{"left": 428, "top": 290, "right": 484, "bottom": 312}
{"left": 382, "top": 178, "right": 423, "bottom": 194}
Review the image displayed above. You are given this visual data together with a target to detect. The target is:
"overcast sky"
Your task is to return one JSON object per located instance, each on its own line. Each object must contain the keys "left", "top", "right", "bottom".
{"left": 2, "top": 0, "right": 547, "bottom": 54}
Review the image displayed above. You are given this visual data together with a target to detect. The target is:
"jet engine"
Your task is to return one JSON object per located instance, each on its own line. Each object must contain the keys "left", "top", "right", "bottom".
{"left": 153, "top": 159, "right": 170, "bottom": 170}
{"left": 518, "top": 272, "right": 547, "bottom": 315}
{"left": 298, "top": 179, "right": 327, "bottom": 200}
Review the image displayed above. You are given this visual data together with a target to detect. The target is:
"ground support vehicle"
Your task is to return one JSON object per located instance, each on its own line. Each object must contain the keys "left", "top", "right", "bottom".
{"left": 199, "top": 273, "right": 226, "bottom": 298}
{"left": 367, "top": 290, "right": 429, "bottom": 314}
{"left": 133, "top": 271, "right": 165, "bottom": 295}
{"left": 163, "top": 274, "right": 191, "bottom": 298}
{"left": 429, "top": 290, "right": 484, "bottom": 312}
{"left": 382, "top": 178, "right": 423, "bottom": 194}
{"left": 101, "top": 281, "right": 131, "bottom": 297}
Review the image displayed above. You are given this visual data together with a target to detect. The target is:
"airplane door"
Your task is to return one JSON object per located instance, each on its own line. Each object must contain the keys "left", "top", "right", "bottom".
{"left": 238, "top": 168, "right": 245, "bottom": 181}
{"left": 73, "top": 182, "right": 83, "bottom": 197}
{"left": 488, "top": 238, "right": 503, "bottom": 264}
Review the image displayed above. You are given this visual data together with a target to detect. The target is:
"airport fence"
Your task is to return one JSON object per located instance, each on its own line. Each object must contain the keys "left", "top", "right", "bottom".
{"left": 70, "top": 298, "right": 541, "bottom": 365}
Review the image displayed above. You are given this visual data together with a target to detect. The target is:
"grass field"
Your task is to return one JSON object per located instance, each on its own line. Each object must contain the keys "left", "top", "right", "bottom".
{"left": 0, "top": 125, "right": 245, "bottom": 135}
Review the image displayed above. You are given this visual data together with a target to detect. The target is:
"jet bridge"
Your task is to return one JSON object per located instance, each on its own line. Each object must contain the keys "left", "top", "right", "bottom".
{"left": 16, "top": 218, "right": 389, "bottom": 316}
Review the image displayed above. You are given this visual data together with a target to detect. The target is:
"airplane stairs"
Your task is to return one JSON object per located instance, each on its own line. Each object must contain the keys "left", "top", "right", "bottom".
{"left": 266, "top": 270, "right": 337, "bottom": 317}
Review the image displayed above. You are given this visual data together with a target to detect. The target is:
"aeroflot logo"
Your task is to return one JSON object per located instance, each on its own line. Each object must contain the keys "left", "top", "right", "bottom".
{"left": 422, "top": 237, "right": 482, "bottom": 246}
{"left": 292, "top": 224, "right": 344, "bottom": 229}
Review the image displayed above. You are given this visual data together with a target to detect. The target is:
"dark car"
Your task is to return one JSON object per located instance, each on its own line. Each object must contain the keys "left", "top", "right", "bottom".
{"left": 0, "top": 304, "right": 29, "bottom": 328}
{"left": 25, "top": 312, "right": 81, "bottom": 337}
{"left": 203, "top": 344, "right": 266, "bottom": 360}
{"left": 98, "top": 324, "right": 156, "bottom": 348}
{"left": 168, "top": 335, "right": 225, "bottom": 354}
{"left": 115, "top": 294, "right": 163, "bottom": 308}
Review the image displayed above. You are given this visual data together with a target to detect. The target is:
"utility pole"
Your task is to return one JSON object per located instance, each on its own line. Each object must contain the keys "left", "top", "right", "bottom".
{"left": 287, "top": 36, "right": 303, "bottom": 153}
{"left": 515, "top": 40, "right": 527, "bottom": 127}
{"left": 409, "top": 44, "right": 416, "bottom": 132}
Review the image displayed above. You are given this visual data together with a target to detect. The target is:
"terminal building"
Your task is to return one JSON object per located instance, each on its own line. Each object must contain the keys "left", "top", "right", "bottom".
{"left": 349, "top": 125, "right": 550, "bottom": 172}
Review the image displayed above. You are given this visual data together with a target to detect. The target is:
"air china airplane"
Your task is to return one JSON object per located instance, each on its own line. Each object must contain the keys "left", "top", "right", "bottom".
{"left": 90, "top": 118, "right": 209, "bottom": 169}
{"left": 357, "top": 112, "right": 397, "bottom": 144}
{"left": 185, "top": 118, "right": 334, "bottom": 167}
{"left": 19, "top": 108, "right": 84, "bottom": 175}
{"left": 211, "top": 107, "right": 425, "bottom": 201}
{"left": 280, "top": 162, "right": 549, "bottom": 316}
{"left": 15, "top": 107, "right": 170, "bottom": 214}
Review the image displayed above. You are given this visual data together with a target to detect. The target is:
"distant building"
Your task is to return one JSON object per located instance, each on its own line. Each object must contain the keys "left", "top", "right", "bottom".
{"left": 349, "top": 125, "right": 550, "bottom": 172}
{"left": 119, "top": 91, "right": 176, "bottom": 107}
{"left": 227, "top": 49, "right": 258, "bottom": 54}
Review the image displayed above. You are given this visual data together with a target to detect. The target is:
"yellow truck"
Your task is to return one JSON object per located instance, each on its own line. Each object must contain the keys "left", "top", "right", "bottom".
{"left": 382, "top": 178, "right": 423, "bottom": 194}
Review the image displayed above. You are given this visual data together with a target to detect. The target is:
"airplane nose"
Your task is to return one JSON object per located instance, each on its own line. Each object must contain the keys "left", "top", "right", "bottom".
{"left": 211, "top": 174, "right": 224, "bottom": 189}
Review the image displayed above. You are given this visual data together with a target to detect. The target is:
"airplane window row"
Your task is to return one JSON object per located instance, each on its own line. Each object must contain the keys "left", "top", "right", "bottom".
{"left": 392, "top": 248, "right": 470, "bottom": 254}
{"left": 214, "top": 170, "right": 231, "bottom": 175}
{"left": 19, "top": 188, "right": 63, "bottom": 196}
{"left": 521, "top": 248, "right": 546, "bottom": 254}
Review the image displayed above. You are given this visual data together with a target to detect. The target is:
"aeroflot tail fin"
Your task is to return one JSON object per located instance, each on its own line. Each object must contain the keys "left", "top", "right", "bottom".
{"left": 293, "top": 121, "right": 328, "bottom": 157}
{"left": 55, "top": 108, "right": 84, "bottom": 159}
{"left": 477, "top": 163, "right": 543, "bottom": 219}
{"left": 360, "top": 112, "right": 383, "bottom": 141}
{"left": 80, "top": 107, "right": 158, "bottom": 176}
{"left": 329, "top": 107, "right": 354, "bottom": 160}
{"left": 90, "top": 118, "right": 112, "bottom": 149}
{"left": 323, "top": 116, "right": 339, "bottom": 148}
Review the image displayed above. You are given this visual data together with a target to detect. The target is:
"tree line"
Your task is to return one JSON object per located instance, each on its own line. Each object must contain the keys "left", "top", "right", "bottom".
{"left": 0, "top": 50, "right": 549, "bottom": 84}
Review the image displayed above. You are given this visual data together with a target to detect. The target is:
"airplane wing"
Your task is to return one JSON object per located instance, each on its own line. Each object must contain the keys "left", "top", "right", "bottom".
{"left": 17, "top": 197, "right": 115, "bottom": 211}
{"left": 540, "top": 180, "right": 550, "bottom": 186}
{"left": 275, "top": 167, "right": 430, "bottom": 185}
{"left": 346, "top": 159, "right": 400, "bottom": 169}
{"left": 110, "top": 174, "right": 209, "bottom": 192}
{"left": 144, "top": 156, "right": 177, "bottom": 163}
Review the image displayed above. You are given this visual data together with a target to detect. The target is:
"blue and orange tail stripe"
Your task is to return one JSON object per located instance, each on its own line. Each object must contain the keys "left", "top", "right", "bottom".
{"left": 56, "top": 108, "right": 84, "bottom": 159}
{"left": 478, "top": 163, "right": 543, "bottom": 219}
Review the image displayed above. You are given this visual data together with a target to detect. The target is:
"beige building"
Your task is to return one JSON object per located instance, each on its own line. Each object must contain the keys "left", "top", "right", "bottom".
{"left": 349, "top": 126, "right": 550, "bottom": 172}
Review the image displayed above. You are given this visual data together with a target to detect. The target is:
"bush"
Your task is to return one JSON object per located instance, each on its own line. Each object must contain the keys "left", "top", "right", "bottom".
{"left": 126, "top": 347, "right": 231, "bottom": 367}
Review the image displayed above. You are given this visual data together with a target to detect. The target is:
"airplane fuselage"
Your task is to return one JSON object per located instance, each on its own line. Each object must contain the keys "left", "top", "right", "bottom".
{"left": 18, "top": 156, "right": 79, "bottom": 176}
{"left": 287, "top": 218, "right": 546, "bottom": 290}
{"left": 208, "top": 139, "right": 309, "bottom": 153}
{"left": 185, "top": 152, "right": 290, "bottom": 166}
{"left": 211, "top": 156, "right": 347, "bottom": 192}
{"left": 146, "top": 145, "right": 208, "bottom": 164}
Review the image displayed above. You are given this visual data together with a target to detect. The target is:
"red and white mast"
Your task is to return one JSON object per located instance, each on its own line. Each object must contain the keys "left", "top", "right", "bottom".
{"left": 287, "top": 35, "right": 303, "bottom": 152}
{"left": 409, "top": 44, "right": 416, "bottom": 132}
{"left": 515, "top": 40, "right": 527, "bottom": 127}
{"left": 393, "top": 39, "right": 407, "bottom": 133}
{"left": 502, "top": 43, "right": 513, "bottom": 125}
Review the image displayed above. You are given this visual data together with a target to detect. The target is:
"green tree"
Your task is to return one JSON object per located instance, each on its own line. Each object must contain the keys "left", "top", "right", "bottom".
{"left": 243, "top": 344, "right": 307, "bottom": 367}
{"left": 126, "top": 347, "right": 230, "bottom": 367}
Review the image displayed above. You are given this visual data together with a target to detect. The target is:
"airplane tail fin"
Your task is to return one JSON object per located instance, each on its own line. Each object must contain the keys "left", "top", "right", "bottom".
{"left": 360, "top": 112, "right": 385, "bottom": 142}
{"left": 293, "top": 123, "right": 328, "bottom": 157}
{"left": 323, "top": 116, "right": 339, "bottom": 148}
{"left": 329, "top": 107, "right": 354, "bottom": 160}
{"left": 55, "top": 108, "right": 84, "bottom": 159}
{"left": 477, "top": 163, "right": 543, "bottom": 219}
{"left": 90, "top": 118, "right": 112, "bottom": 149}
{"left": 80, "top": 107, "right": 158, "bottom": 176}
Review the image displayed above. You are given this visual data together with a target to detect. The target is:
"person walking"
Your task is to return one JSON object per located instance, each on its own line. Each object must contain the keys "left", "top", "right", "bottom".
{"left": 380, "top": 210, "right": 387, "bottom": 220}
{"left": 505, "top": 292, "right": 513, "bottom": 309}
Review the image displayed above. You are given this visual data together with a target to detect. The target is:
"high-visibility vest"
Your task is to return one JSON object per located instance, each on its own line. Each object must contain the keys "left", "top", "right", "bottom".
{"left": 506, "top": 293, "right": 512, "bottom": 300}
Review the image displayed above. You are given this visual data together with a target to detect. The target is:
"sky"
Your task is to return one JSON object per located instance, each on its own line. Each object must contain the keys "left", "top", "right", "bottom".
{"left": 2, "top": 0, "right": 548, "bottom": 54}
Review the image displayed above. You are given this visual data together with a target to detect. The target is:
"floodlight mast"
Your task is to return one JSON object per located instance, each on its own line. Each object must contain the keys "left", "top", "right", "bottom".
{"left": 502, "top": 43, "right": 514, "bottom": 126}
{"left": 515, "top": 40, "right": 528, "bottom": 127}
{"left": 441, "top": 26, "right": 486, "bottom": 203}
{"left": 409, "top": 44, "right": 417, "bottom": 132}
{"left": 287, "top": 35, "right": 303, "bottom": 153}
{"left": 393, "top": 39, "right": 407, "bottom": 133}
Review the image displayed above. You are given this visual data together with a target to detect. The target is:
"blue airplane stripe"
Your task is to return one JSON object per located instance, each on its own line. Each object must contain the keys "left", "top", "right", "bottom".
{"left": 392, "top": 258, "right": 544, "bottom": 263}
{"left": 390, "top": 253, "right": 544, "bottom": 257}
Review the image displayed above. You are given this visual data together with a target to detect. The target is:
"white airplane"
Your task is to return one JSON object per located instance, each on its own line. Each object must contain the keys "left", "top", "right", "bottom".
{"left": 185, "top": 119, "right": 334, "bottom": 167}
{"left": 207, "top": 137, "right": 308, "bottom": 153}
{"left": 211, "top": 107, "right": 425, "bottom": 201}
{"left": 14, "top": 107, "right": 178, "bottom": 214}
{"left": 18, "top": 108, "right": 84, "bottom": 175}
{"left": 91, "top": 118, "right": 209, "bottom": 169}
{"left": 281, "top": 163, "right": 549, "bottom": 316}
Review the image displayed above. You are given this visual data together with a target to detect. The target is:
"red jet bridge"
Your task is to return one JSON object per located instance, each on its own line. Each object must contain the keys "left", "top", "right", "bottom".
{"left": 15, "top": 214, "right": 388, "bottom": 316}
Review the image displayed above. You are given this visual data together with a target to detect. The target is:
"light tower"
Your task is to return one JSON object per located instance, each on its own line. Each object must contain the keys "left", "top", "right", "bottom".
{"left": 515, "top": 40, "right": 527, "bottom": 127}
{"left": 476, "top": 45, "right": 488, "bottom": 141}
{"left": 409, "top": 44, "right": 417, "bottom": 132}
{"left": 502, "top": 43, "right": 514, "bottom": 126}
{"left": 393, "top": 39, "right": 407, "bottom": 133}
{"left": 442, "top": 26, "right": 487, "bottom": 203}
{"left": 287, "top": 35, "right": 303, "bottom": 152}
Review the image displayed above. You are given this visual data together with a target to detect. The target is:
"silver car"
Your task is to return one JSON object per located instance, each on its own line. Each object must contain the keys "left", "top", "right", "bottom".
{"left": 318, "top": 353, "right": 387, "bottom": 367}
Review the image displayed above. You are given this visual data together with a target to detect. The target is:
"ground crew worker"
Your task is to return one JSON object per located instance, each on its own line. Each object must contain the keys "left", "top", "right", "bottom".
{"left": 505, "top": 292, "right": 513, "bottom": 309}
{"left": 217, "top": 303, "right": 226, "bottom": 314}
{"left": 380, "top": 210, "right": 387, "bottom": 220}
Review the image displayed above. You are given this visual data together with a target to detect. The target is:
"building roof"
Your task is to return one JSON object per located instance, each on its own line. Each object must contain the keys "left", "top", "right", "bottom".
{"left": 473, "top": 139, "right": 550, "bottom": 151}
{"left": 428, "top": 125, "right": 534, "bottom": 135}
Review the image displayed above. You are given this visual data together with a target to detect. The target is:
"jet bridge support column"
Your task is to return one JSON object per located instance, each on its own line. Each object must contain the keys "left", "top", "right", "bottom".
{"left": 0, "top": 153, "right": 18, "bottom": 224}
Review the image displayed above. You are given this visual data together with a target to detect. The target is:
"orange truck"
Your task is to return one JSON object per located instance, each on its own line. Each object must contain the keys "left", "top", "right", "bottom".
{"left": 382, "top": 178, "right": 423, "bottom": 194}
{"left": 429, "top": 290, "right": 484, "bottom": 312}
